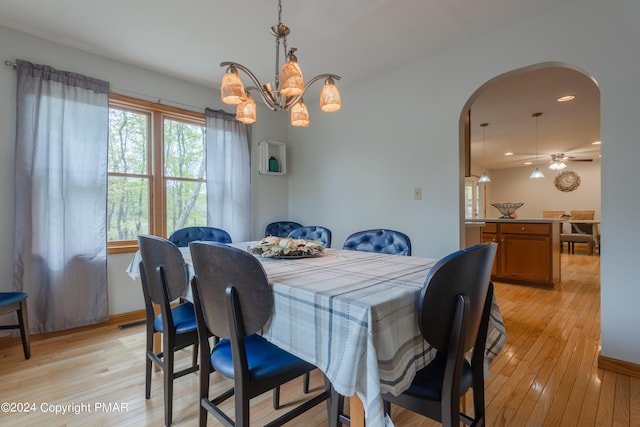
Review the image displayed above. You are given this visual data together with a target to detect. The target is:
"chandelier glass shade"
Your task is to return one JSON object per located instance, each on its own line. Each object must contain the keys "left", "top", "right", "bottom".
{"left": 235, "top": 92, "right": 257, "bottom": 124}
{"left": 219, "top": 0, "right": 341, "bottom": 126}
{"left": 221, "top": 68, "right": 245, "bottom": 105}
{"left": 290, "top": 99, "right": 310, "bottom": 127}
{"left": 530, "top": 112, "right": 545, "bottom": 179}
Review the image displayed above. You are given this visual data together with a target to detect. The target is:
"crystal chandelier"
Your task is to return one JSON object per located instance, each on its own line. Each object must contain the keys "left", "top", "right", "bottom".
{"left": 530, "top": 112, "right": 545, "bottom": 179}
{"left": 549, "top": 153, "right": 568, "bottom": 170}
{"left": 219, "top": 0, "right": 341, "bottom": 127}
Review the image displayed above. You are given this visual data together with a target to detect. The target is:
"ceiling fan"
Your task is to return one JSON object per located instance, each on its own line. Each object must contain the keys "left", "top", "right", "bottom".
{"left": 513, "top": 147, "right": 599, "bottom": 168}
{"left": 549, "top": 152, "right": 594, "bottom": 171}
{"left": 547, "top": 153, "right": 594, "bottom": 170}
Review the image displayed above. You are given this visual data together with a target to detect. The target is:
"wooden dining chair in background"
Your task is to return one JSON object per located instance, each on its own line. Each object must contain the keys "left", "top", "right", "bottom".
{"left": 542, "top": 210, "right": 565, "bottom": 218}
{"left": 561, "top": 210, "right": 596, "bottom": 254}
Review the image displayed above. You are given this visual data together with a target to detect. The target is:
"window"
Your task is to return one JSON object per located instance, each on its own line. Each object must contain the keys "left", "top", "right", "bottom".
{"left": 107, "top": 94, "right": 206, "bottom": 253}
{"left": 464, "top": 176, "right": 484, "bottom": 219}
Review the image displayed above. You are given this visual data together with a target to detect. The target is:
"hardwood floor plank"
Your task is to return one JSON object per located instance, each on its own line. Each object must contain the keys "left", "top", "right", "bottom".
{"left": 2, "top": 252, "right": 631, "bottom": 427}
{"left": 613, "top": 375, "right": 630, "bottom": 426}
{"left": 596, "top": 369, "right": 617, "bottom": 425}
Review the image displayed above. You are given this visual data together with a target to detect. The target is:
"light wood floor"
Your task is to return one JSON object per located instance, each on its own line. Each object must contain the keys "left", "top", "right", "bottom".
{"left": 1, "top": 252, "right": 638, "bottom": 426}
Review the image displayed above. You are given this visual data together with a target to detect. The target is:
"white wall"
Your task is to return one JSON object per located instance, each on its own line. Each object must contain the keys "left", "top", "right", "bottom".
{"left": 1, "top": 0, "right": 639, "bottom": 366}
{"left": 484, "top": 160, "right": 601, "bottom": 219}
{"left": 0, "top": 26, "right": 289, "bottom": 317}
{"left": 286, "top": 0, "right": 640, "bottom": 364}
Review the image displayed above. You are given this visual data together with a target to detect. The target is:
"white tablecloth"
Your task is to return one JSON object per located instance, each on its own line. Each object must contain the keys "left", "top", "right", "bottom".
{"left": 127, "top": 245, "right": 507, "bottom": 427}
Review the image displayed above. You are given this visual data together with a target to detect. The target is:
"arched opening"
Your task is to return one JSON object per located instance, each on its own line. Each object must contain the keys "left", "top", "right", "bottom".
{"left": 459, "top": 62, "right": 600, "bottom": 249}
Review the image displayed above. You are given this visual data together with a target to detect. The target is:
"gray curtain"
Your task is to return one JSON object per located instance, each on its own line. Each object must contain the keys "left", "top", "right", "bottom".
{"left": 205, "top": 109, "right": 251, "bottom": 242}
{"left": 14, "top": 60, "right": 109, "bottom": 334}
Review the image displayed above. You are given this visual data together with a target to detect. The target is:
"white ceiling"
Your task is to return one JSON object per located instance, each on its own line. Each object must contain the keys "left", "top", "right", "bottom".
{"left": 0, "top": 0, "right": 599, "bottom": 170}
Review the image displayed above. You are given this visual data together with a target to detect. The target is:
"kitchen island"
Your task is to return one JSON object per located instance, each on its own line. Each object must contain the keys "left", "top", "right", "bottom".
{"left": 474, "top": 218, "right": 561, "bottom": 289}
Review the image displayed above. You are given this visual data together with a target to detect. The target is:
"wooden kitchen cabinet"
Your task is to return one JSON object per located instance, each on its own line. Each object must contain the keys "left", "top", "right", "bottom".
{"left": 481, "top": 220, "right": 561, "bottom": 289}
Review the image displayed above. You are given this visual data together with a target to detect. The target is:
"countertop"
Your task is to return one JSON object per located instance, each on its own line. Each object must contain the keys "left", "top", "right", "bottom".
{"left": 466, "top": 218, "right": 562, "bottom": 224}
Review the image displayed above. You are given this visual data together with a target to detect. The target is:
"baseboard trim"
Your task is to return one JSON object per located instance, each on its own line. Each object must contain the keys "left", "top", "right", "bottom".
{"left": 0, "top": 309, "right": 146, "bottom": 347}
{"left": 598, "top": 354, "right": 640, "bottom": 378}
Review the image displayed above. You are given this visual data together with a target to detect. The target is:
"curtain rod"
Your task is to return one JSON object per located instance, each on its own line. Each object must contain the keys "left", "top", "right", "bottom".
{"left": 4, "top": 59, "right": 228, "bottom": 115}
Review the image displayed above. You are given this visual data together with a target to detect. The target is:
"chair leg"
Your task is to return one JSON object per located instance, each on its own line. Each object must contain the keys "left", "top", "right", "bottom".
{"left": 17, "top": 300, "right": 30, "bottom": 359}
{"left": 145, "top": 355, "right": 153, "bottom": 399}
{"left": 303, "top": 371, "right": 310, "bottom": 393}
{"left": 164, "top": 340, "right": 174, "bottom": 426}
{"left": 192, "top": 339, "right": 199, "bottom": 368}
{"left": 199, "top": 359, "right": 211, "bottom": 427}
{"left": 273, "top": 386, "right": 281, "bottom": 410}
{"left": 145, "top": 329, "right": 154, "bottom": 399}
{"left": 235, "top": 392, "right": 250, "bottom": 427}
{"left": 327, "top": 382, "right": 344, "bottom": 427}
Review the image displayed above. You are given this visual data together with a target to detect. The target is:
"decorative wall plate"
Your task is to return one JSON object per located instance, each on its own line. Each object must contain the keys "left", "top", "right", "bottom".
{"left": 554, "top": 171, "right": 581, "bottom": 192}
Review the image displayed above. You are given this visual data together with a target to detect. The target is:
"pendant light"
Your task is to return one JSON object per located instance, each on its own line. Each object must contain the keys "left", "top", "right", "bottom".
{"left": 219, "top": 0, "right": 341, "bottom": 126}
{"left": 530, "top": 112, "right": 545, "bottom": 179}
{"left": 478, "top": 122, "right": 491, "bottom": 183}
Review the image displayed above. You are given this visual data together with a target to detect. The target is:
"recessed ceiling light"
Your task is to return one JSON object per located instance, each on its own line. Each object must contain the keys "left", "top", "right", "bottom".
{"left": 592, "top": 141, "right": 601, "bottom": 145}
{"left": 557, "top": 95, "right": 576, "bottom": 102}
{"left": 504, "top": 152, "right": 514, "bottom": 156}
{"left": 524, "top": 161, "right": 533, "bottom": 165}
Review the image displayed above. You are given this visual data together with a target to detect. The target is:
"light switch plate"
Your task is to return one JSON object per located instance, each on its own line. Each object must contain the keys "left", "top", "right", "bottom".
{"left": 413, "top": 187, "right": 422, "bottom": 200}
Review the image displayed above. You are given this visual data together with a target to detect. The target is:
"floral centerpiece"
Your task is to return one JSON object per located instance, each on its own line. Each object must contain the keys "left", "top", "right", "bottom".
{"left": 249, "top": 236, "right": 324, "bottom": 258}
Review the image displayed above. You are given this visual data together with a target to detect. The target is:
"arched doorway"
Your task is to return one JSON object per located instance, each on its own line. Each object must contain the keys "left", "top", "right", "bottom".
{"left": 460, "top": 62, "right": 600, "bottom": 244}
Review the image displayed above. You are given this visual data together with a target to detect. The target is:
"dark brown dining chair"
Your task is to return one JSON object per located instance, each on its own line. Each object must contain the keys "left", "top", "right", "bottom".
{"left": 0, "top": 292, "right": 30, "bottom": 359}
{"left": 382, "top": 242, "right": 497, "bottom": 427}
{"left": 138, "top": 235, "right": 199, "bottom": 426}
{"left": 189, "top": 241, "right": 334, "bottom": 427}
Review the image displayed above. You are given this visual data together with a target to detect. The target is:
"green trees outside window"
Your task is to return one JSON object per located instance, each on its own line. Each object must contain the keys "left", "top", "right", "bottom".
{"left": 107, "top": 95, "right": 207, "bottom": 245}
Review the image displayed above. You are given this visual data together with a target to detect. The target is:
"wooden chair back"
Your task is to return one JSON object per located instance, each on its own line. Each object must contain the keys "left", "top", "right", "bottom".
{"left": 570, "top": 210, "right": 595, "bottom": 220}
{"left": 542, "top": 210, "right": 565, "bottom": 218}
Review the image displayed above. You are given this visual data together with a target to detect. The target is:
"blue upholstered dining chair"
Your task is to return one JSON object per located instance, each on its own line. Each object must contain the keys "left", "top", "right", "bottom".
{"left": 342, "top": 229, "right": 412, "bottom": 256}
{"left": 288, "top": 225, "right": 332, "bottom": 248}
{"left": 382, "top": 243, "right": 498, "bottom": 427}
{"left": 265, "top": 221, "right": 303, "bottom": 237}
{"left": 0, "top": 292, "right": 31, "bottom": 359}
{"left": 168, "top": 226, "right": 232, "bottom": 247}
{"left": 189, "top": 241, "right": 334, "bottom": 427}
{"left": 137, "top": 235, "right": 199, "bottom": 426}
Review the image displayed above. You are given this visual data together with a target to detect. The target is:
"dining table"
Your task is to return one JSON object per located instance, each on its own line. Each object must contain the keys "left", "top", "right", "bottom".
{"left": 127, "top": 243, "right": 507, "bottom": 427}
